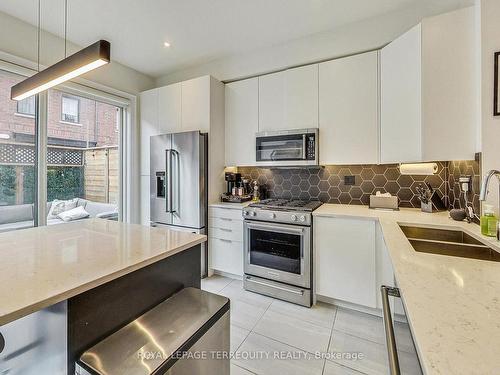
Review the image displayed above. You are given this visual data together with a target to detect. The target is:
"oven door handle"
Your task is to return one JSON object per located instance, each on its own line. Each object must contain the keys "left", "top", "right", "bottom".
{"left": 246, "top": 276, "right": 304, "bottom": 296}
{"left": 245, "top": 221, "right": 306, "bottom": 236}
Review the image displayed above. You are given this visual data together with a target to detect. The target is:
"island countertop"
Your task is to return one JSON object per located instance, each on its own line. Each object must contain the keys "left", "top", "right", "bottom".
{"left": 314, "top": 204, "right": 500, "bottom": 375}
{"left": 0, "top": 219, "right": 206, "bottom": 326}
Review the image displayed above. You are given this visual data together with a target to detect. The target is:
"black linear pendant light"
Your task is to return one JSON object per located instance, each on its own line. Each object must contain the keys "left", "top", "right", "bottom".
{"left": 11, "top": 0, "right": 110, "bottom": 101}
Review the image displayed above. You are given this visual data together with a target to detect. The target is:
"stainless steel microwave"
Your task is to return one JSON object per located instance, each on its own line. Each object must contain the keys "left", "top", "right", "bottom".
{"left": 255, "top": 128, "right": 318, "bottom": 166}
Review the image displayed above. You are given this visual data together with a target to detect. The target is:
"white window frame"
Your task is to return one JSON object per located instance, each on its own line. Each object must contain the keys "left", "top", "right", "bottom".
{"left": 16, "top": 95, "right": 36, "bottom": 117}
{"left": 61, "top": 94, "right": 80, "bottom": 124}
{"left": 0, "top": 55, "right": 136, "bottom": 224}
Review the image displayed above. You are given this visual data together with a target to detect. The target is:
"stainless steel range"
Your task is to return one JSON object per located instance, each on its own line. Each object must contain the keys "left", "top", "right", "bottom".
{"left": 242, "top": 199, "right": 322, "bottom": 307}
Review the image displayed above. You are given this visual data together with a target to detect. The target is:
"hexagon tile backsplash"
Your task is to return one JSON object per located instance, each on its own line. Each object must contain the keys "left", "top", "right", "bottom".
{"left": 238, "top": 154, "right": 481, "bottom": 211}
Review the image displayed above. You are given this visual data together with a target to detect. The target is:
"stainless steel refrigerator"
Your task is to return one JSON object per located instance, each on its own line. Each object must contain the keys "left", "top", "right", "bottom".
{"left": 150, "top": 131, "right": 208, "bottom": 277}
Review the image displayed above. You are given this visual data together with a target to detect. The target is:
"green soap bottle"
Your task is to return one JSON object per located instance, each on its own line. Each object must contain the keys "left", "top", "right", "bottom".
{"left": 481, "top": 205, "right": 498, "bottom": 237}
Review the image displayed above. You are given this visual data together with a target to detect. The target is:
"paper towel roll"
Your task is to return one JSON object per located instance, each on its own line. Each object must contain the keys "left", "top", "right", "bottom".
{"left": 399, "top": 163, "right": 438, "bottom": 175}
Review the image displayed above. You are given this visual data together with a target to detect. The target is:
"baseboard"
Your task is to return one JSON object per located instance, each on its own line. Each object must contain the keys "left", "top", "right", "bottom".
{"left": 316, "top": 294, "right": 407, "bottom": 323}
{"left": 211, "top": 269, "right": 243, "bottom": 281}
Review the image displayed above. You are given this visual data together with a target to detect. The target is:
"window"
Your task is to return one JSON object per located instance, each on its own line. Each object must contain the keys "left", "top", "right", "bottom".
{"left": 61, "top": 95, "right": 80, "bottom": 123}
{"left": 16, "top": 95, "right": 36, "bottom": 116}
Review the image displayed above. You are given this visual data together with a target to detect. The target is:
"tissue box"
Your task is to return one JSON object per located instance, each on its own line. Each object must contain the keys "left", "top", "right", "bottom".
{"left": 369, "top": 195, "right": 399, "bottom": 210}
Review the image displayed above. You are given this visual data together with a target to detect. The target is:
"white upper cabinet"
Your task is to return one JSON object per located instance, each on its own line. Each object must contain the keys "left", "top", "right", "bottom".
{"left": 139, "top": 88, "right": 159, "bottom": 175}
{"left": 158, "top": 83, "right": 181, "bottom": 134}
{"left": 259, "top": 65, "right": 319, "bottom": 132}
{"left": 285, "top": 64, "right": 319, "bottom": 129}
{"left": 181, "top": 76, "right": 211, "bottom": 132}
{"left": 258, "top": 71, "right": 286, "bottom": 131}
{"left": 225, "top": 78, "right": 259, "bottom": 167}
{"left": 380, "top": 24, "right": 422, "bottom": 164}
{"left": 381, "top": 7, "right": 476, "bottom": 163}
{"left": 319, "top": 52, "right": 379, "bottom": 165}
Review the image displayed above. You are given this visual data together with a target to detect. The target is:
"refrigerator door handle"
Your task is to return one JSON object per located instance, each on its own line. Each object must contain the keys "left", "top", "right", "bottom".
{"left": 172, "top": 149, "right": 180, "bottom": 214}
{"left": 166, "top": 149, "right": 174, "bottom": 213}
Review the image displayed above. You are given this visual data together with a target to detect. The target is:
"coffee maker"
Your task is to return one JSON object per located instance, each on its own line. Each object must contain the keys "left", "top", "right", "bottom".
{"left": 225, "top": 172, "right": 241, "bottom": 195}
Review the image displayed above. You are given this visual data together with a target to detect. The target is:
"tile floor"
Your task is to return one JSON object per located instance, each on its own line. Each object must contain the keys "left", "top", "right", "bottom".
{"left": 202, "top": 275, "right": 422, "bottom": 375}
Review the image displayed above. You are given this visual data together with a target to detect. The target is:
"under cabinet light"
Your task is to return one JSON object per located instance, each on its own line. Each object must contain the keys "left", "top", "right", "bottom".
{"left": 11, "top": 40, "right": 110, "bottom": 101}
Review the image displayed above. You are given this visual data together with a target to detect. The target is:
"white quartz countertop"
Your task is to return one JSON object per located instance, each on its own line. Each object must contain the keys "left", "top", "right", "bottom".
{"left": 0, "top": 219, "right": 206, "bottom": 326}
{"left": 314, "top": 204, "right": 500, "bottom": 374}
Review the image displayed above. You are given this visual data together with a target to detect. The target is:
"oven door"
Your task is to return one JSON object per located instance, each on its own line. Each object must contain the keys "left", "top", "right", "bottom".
{"left": 244, "top": 220, "right": 311, "bottom": 288}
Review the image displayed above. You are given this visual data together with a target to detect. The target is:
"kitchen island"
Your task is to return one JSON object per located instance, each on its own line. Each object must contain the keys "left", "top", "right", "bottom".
{"left": 0, "top": 219, "right": 206, "bottom": 374}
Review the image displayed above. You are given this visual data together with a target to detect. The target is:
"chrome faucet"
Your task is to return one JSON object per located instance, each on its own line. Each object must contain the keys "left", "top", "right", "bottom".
{"left": 480, "top": 170, "right": 500, "bottom": 239}
{"left": 479, "top": 169, "right": 500, "bottom": 214}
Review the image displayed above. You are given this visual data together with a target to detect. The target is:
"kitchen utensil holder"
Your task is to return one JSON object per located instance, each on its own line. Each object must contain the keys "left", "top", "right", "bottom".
{"left": 421, "top": 192, "right": 446, "bottom": 213}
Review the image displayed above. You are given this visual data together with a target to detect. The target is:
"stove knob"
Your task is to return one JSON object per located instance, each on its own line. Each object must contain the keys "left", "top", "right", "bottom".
{"left": 250, "top": 211, "right": 256, "bottom": 217}
{"left": 299, "top": 215, "right": 306, "bottom": 222}
{"left": 243, "top": 211, "right": 249, "bottom": 216}
{"left": 291, "top": 214, "right": 297, "bottom": 221}
{"left": 269, "top": 213, "right": 276, "bottom": 219}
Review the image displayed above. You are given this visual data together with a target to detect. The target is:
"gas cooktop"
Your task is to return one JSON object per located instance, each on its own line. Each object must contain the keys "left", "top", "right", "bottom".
{"left": 248, "top": 198, "right": 322, "bottom": 212}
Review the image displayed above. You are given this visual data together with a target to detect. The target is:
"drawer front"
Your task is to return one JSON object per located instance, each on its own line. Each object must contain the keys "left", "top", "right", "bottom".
{"left": 209, "top": 217, "right": 243, "bottom": 231}
{"left": 209, "top": 237, "right": 244, "bottom": 276}
{"left": 209, "top": 227, "right": 243, "bottom": 242}
{"left": 209, "top": 207, "right": 243, "bottom": 221}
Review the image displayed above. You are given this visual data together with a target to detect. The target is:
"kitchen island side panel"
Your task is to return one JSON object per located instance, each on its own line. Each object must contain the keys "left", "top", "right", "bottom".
{"left": 67, "top": 244, "right": 201, "bottom": 375}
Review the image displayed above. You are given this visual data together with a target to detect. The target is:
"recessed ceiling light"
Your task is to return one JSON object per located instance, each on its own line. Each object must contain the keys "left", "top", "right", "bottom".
{"left": 164, "top": 42, "right": 171, "bottom": 48}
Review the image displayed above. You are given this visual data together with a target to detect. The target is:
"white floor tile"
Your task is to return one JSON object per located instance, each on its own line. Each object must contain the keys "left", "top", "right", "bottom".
{"left": 219, "top": 280, "right": 274, "bottom": 309}
{"left": 231, "top": 362, "right": 255, "bottom": 375}
{"left": 399, "top": 350, "right": 423, "bottom": 375}
{"left": 253, "top": 309, "right": 331, "bottom": 353}
{"left": 395, "top": 321, "right": 416, "bottom": 354}
{"left": 328, "top": 330, "right": 388, "bottom": 375}
{"left": 233, "top": 332, "right": 324, "bottom": 375}
{"left": 201, "top": 275, "right": 233, "bottom": 293}
{"left": 231, "top": 324, "right": 250, "bottom": 352}
{"left": 333, "top": 308, "right": 385, "bottom": 344}
{"left": 230, "top": 298, "right": 268, "bottom": 331}
{"left": 323, "top": 360, "right": 364, "bottom": 374}
{"left": 268, "top": 299, "right": 336, "bottom": 329}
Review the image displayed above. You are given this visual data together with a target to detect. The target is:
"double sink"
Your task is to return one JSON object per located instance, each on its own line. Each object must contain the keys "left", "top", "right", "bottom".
{"left": 400, "top": 225, "right": 500, "bottom": 262}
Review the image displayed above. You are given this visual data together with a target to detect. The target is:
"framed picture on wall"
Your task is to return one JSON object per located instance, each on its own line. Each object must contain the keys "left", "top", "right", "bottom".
{"left": 494, "top": 52, "right": 500, "bottom": 116}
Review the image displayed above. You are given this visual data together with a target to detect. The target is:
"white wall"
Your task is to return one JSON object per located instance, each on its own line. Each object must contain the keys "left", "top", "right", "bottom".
{"left": 156, "top": 3, "right": 473, "bottom": 86}
{"left": 479, "top": 0, "right": 500, "bottom": 213}
{"left": 0, "top": 11, "right": 155, "bottom": 94}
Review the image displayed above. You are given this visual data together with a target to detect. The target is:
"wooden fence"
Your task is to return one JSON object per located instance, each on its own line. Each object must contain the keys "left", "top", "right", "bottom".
{"left": 84, "top": 146, "right": 118, "bottom": 204}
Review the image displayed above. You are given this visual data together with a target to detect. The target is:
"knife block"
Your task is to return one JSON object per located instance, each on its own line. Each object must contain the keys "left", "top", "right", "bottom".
{"left": 421, "top": 192, "right": 446, "bottom": 213}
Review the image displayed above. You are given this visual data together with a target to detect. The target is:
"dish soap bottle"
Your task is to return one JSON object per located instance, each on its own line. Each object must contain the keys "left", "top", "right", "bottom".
{"left": 481, "top": 205, "right": 498, "bottom": 237}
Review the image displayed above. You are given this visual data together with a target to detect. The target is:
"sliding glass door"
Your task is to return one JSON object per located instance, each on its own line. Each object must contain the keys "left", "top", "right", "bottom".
{"left": 0, "top": 64, "right": 127, "bottom": 232}
{"left": 45, "top": 89, "right": 122, "bottom": 223}
{"left": 0, "top": 69, "right": 37, "bottom": 232}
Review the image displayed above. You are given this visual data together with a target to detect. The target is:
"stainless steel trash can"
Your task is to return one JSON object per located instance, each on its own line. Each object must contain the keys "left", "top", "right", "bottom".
{"left": 76, "top": 288, "right": 230, "bottom": 375}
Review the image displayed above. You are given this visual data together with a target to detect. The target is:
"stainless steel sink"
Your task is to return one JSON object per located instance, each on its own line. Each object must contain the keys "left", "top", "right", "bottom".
{"left": 400, "top": 226, "right": 483, "bottom": 245}
{"left": 400, "top": 225, "right": 500, "bottom": 262}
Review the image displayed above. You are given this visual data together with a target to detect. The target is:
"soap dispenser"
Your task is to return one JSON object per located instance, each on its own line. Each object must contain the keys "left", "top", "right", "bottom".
{"left": 481, "top": 204, "right": 498, "bottom": 237}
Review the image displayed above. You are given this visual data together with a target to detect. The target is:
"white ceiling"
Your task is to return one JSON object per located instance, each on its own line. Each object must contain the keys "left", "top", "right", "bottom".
{"left": 0, "top": 0, "right": 473, "bottom": 78}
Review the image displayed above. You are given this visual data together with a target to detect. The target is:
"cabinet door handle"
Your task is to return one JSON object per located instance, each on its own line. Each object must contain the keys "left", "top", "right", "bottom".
{"left": 220, "top": 228, "right": 232, "bottom": 232}
{"left": 219, "top": 238, "right": 232, "bottom": 243}
{"left": 219, "top": 218, "right": 232, "bottom": 221}
{"left": 381, "top": 285, "right": 401, "bottom": 375}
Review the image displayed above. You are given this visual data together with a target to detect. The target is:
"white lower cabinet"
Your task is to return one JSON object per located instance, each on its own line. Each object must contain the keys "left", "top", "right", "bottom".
{"left": 208, "top": 206, "right": 244, "bottom": 276}
{"left": 315, "top": 217, "right": 377, "bottom": 308}
{"left": 315, "top": 216, "right": 395, "bottom": 311}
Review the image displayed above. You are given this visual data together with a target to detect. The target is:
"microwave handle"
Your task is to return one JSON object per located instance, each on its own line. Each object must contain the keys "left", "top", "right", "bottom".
{"left": 302, "top": 134, "right": 306, "bottom": 160}
{"left": 381, "top": 285, "right": 401, "bottom": 375}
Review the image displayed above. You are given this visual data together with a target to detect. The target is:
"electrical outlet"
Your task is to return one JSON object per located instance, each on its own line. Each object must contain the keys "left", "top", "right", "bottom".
{"left": 344, "top": 175, "right": 355, "bottom": 186}
{"left": 459, "top": 175, "right": 472, "bottom": 193}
